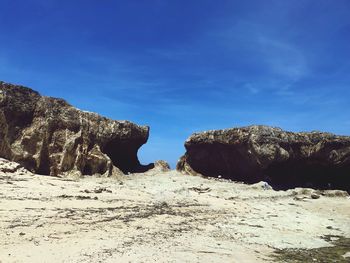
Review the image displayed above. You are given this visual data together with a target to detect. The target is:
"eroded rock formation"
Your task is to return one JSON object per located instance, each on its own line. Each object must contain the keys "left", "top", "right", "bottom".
{"left": 0, "top": 158, "right": 32, "bottom": 175}
{"left": 153, "top": 160, "right": 171, "bottom": 172}
{"left": 0, "top": 81, "right": 151, "bottom": 177}
{"left": 177, "top": 125, "right": 350, "bottom": 190}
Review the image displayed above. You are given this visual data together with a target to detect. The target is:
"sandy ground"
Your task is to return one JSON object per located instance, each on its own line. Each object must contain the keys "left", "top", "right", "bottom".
{"left": 0, "top": 159, "right": 349, "bottom": 262}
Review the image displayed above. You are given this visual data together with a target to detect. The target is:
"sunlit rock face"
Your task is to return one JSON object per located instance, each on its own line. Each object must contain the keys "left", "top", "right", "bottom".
{"left": 0, "top": 81, "right": 151, "bottom": 177}
{"left": 177, "top": 125, "right": 350, "bottom": 191}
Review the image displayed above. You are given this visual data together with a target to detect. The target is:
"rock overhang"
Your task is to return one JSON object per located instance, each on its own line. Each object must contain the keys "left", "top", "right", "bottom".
{"left": 177, "top": 125, "right": 350, "bottom": 191}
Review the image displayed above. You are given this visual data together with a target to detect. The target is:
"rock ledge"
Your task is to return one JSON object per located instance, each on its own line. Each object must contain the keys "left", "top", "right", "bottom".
{"left": 177, "top": 125, "right": 350, "bottom": 190}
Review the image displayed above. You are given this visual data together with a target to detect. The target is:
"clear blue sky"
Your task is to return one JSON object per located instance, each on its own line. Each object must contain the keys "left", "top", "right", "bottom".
{"left": 1, "top": 0, "right": 350, "bottom": 167}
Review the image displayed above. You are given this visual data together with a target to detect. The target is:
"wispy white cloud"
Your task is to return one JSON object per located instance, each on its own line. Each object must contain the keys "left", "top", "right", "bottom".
{"left": 243, "top": 83, "right": 260, "bottom": 94}
{"left": 257, "top": 36, "right": 308, "bottom": 81}
{"left": 210, "top": 19, "right": 310, "bottom": 97}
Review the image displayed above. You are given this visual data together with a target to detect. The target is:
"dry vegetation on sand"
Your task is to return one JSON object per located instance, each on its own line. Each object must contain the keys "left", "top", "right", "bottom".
{"left": 0, "top": 159, "right": 349, "bottom": 262}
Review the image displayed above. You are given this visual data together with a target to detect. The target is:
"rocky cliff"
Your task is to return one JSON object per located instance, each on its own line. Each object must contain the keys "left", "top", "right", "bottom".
{"left": 0, "top": 81, "right": 152, "bottom": 177}
{"left": 177, "top": 125, "right": 350, "bottom": 190}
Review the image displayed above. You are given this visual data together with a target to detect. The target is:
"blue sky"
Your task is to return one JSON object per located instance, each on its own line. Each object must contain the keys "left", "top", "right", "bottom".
{"left": 1, "top": 0, "right": 350, "bottom": 167}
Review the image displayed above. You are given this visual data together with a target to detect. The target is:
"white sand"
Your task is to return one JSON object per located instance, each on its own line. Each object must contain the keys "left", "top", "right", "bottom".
{"left": 0, "top": 160, "right": 349, "bottom": 262}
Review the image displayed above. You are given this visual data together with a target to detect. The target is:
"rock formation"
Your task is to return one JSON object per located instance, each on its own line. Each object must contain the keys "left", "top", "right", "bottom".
{"left": 177, "top": 125, "right": 350, "bottom": 190}
{"left": 0, "top": 81, "right": 152, "bottom": 177}
{"left": 152, "top": 160, "right": 171, "bottom": 172}
{"left": 0, "top": 158, "right": 32, "bottom": 175}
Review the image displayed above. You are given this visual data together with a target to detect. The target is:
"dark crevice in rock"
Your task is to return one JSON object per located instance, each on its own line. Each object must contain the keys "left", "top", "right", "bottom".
{"left": 185, "top": 143, "right": 262, "bottom": 183}
{"left": 37, "top": 139, "right": 51, "bottom": 175}
{"left": 102, "top": 138, "right": 154, "bottom": 174}
{"left": 134, "top": 163, "right": 155, "bottom": 173}
{"left": 265, "top": 161, "right": 350, "bottom": 191}
{"left": 82, "top": 164, "right": 93, "bottom": 175}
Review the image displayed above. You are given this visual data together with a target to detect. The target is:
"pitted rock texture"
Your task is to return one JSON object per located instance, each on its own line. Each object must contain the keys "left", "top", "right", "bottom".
{"left": 177, "top": 125, "right": 350, "bottom": 190}
{"left": 0, "top": 81, "right": 151, "bottom": 177}
{"left": 0, "top": 158, "right": 32, "bottom": 175}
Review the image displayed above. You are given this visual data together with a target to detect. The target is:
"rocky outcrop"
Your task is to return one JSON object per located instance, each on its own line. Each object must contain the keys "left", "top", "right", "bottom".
{"left": 153, "top": 160, "right": 171, "bottom": 172}
{"left": 177, "top": 125, "right": 350, "bottom": 190}
{"left": 0, "top": 158, "right": 32, "bottom": 175}
{"left": 0, "top": 81, "right": 151, "bottom": 177}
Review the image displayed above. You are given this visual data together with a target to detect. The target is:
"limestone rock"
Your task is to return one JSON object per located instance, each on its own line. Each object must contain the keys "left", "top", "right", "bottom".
{"left": 153, "top": 160, "right": 171, "bottom": 172}
{"left": 0, "top": 158, "right": 32, "bottom": 175}
{"left": 177, "top": 125, "right": 350, "bottom": 190}
{"left": 0, "top": 81, "right": 151, "bottom": 177}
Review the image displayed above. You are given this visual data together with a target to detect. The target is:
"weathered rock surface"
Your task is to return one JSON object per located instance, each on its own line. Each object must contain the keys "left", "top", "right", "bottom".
{"left": 0, "top": 81, "right": 151, "bottom": 177}
{"left": 177, "top": 125, "right": 350, "bottom": 190}
{"left": 0, "top": 158, "right": 32, "bottom": 175}
{"left": 153, "top": 160, "right": 171, "bottom": 172}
